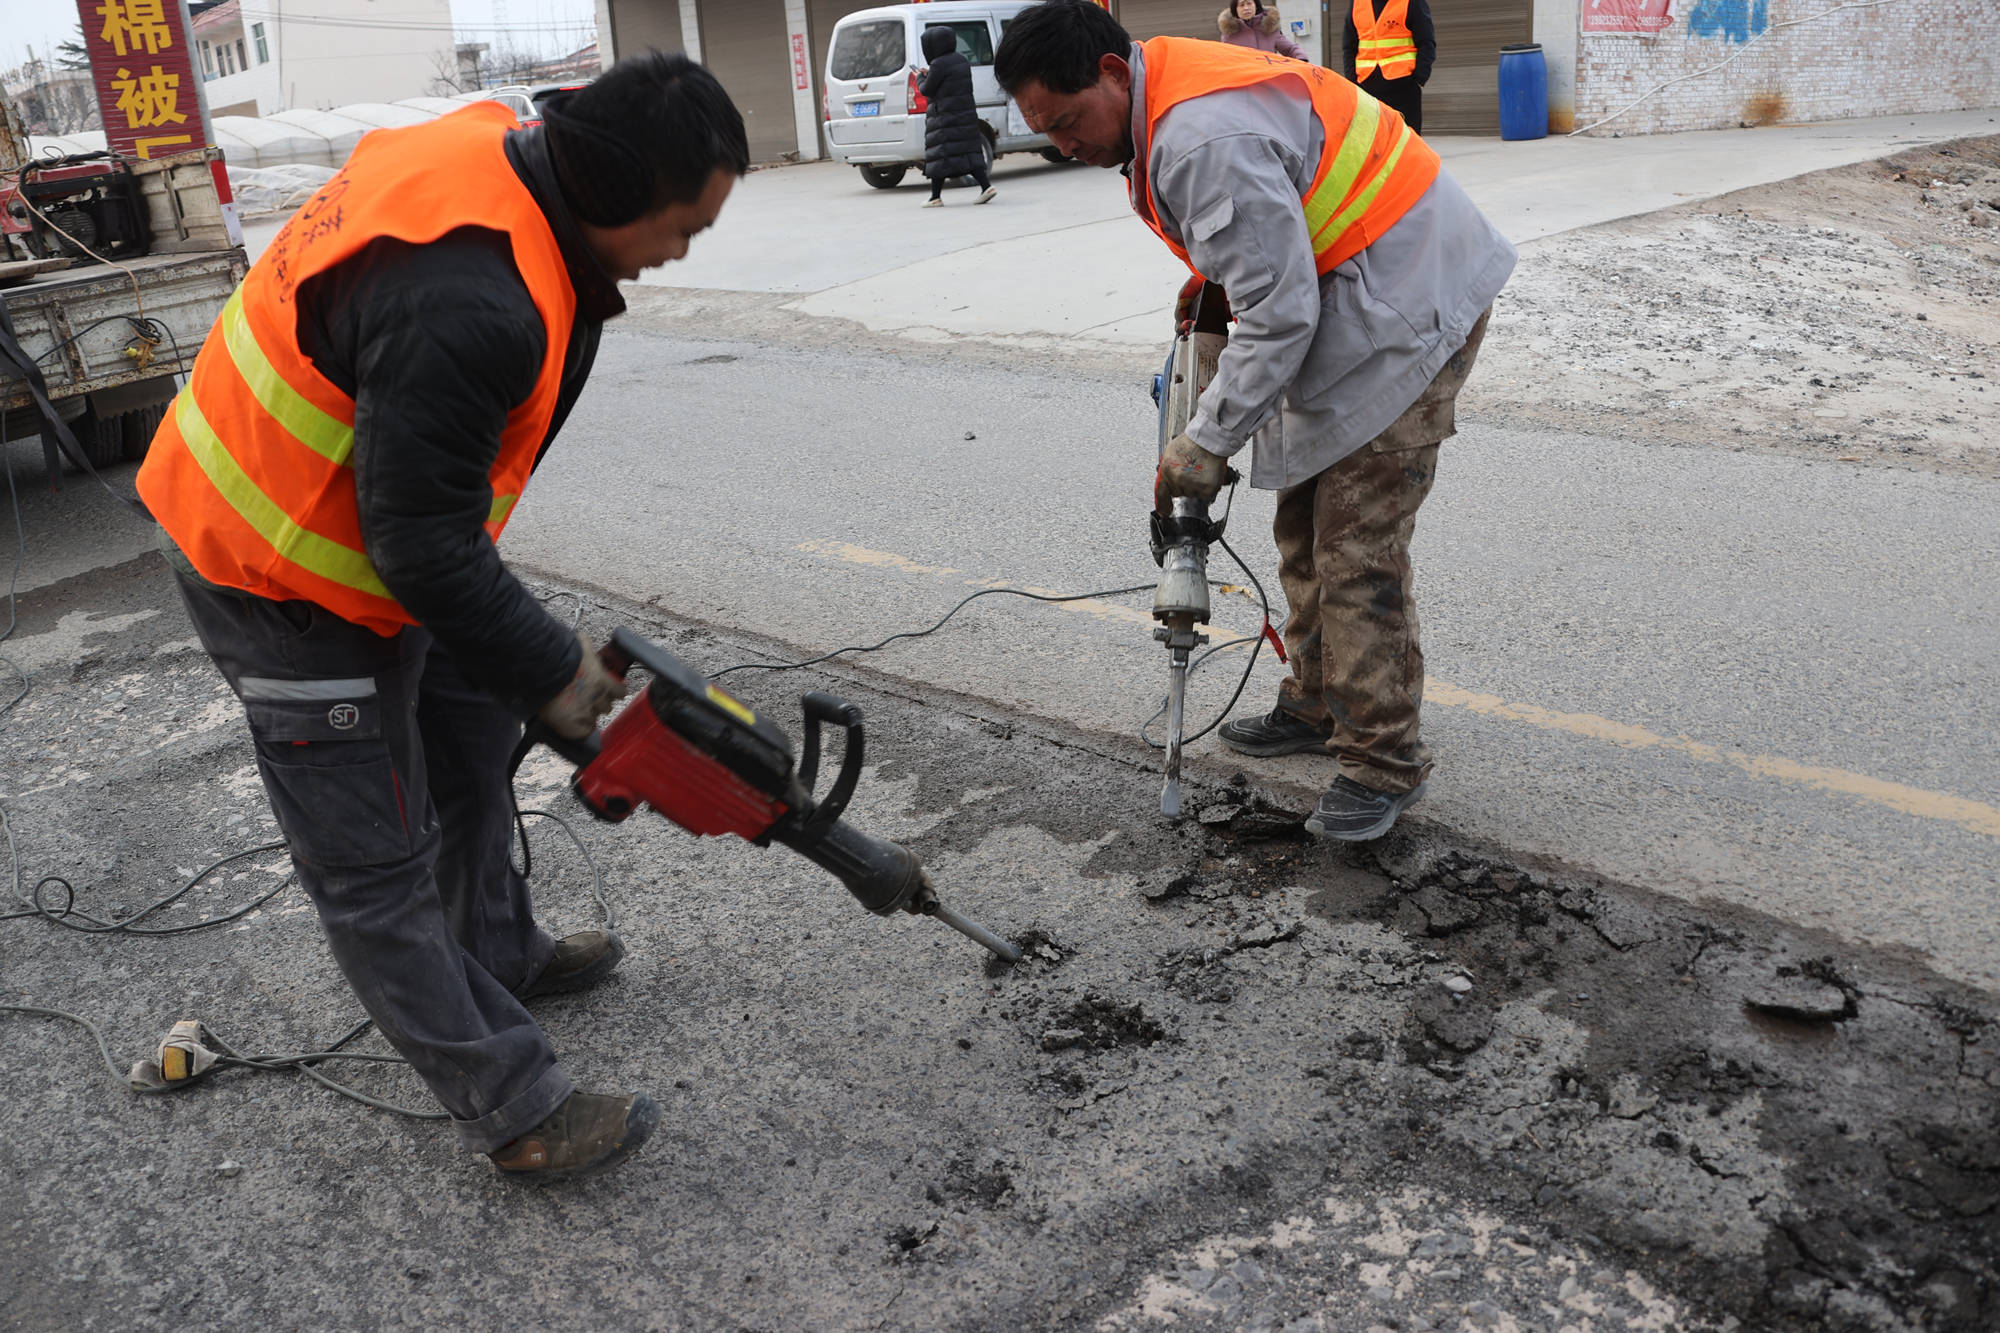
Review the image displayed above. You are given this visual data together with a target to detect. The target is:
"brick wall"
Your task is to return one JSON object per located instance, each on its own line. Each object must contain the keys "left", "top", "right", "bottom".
{"left": 1572, "top": 0, "right": 2000, "bottom": 136}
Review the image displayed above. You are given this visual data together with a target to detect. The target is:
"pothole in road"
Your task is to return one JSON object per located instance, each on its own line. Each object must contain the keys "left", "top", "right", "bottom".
{"left": 1037, "top": 995, "right": 1171, "bottom": 1054}
{"left": 1118, "top": 817, "right": 2000, "bottom": 1332}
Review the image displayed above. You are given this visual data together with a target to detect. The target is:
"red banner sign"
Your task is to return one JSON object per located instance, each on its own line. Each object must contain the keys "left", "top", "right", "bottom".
{"left": 78, "top": 0, "right": 213, "bottom": 160}
{"left": 1583, "top": 0, "right": 1675, "bottom": 33}
{"left": 792, "top": 32, "right": 809, "bottom": 92}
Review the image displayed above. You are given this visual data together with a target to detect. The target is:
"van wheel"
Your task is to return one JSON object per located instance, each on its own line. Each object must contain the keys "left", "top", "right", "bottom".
{"left": 1040, "top": 147, "right": 1071, "bottom": 164}
{"left": 859, "top": 165, "right": 907, "bottom": 190}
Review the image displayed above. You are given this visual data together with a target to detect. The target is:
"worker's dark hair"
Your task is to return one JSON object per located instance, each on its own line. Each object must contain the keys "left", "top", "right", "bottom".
{"left": 921, "top": 25, "right": 956, "bottom": 62}
{"left": 993, "top": 1, "right": 1132, "bottom": 96}
{"left": 544, "top": 51, "right": 749, "bottom": 226}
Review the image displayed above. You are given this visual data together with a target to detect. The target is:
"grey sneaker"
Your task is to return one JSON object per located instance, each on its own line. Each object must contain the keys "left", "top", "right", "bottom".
{"left": 490, "top": 1091, "right": 659, "bottom": 1181}
{"left": 1304, "top": 776, "right": 1427, "bottom": 842}
{"left": 1218, "top": 706, "right": 1331, "bottom": 757}
{"left": 975, "top": 186, "right": 997, "bottom": 204}
{"left": 517, "top": 930, "right": 625, "bottom": 1000}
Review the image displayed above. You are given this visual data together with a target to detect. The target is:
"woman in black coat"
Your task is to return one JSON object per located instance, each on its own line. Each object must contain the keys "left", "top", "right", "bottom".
{"left": 918, "top": 25, "right": 994, "bottom": 206}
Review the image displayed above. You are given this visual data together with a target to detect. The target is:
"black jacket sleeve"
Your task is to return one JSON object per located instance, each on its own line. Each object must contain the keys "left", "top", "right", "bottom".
{"left": 294, "top": 228, "right": 581, "bottom": 716}
{"left": 1410, "top": 0, "right": 1436, "bottom": 85}
{"left": 1342, "top": 11, "right": 1358, "bottom": 78}
{"left": 920, "top": 53, "right": 958, "bottom": 100}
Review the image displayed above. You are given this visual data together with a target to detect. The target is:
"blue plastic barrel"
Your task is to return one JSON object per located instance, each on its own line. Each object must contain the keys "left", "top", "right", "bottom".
{"left": 1497, "top": 43, "right": 1548, "bottom": 141}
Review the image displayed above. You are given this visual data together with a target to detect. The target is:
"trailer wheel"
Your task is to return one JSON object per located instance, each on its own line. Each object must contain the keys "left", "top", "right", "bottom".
{"left": 58, "top": 404, "right": 165, "bottom": 472}
{"left": 67, "top": 410, "right": 127, "bottom": 472}
{"left": 120, "top": 401, "right": 169, "bottom": 462}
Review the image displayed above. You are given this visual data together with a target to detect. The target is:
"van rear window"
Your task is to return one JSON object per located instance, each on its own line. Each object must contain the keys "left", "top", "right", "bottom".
{"left": 830, "top": 21, "right": 906, "bottom": 81}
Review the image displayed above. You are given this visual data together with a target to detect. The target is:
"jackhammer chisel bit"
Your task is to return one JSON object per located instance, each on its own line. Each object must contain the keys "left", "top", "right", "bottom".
{"left": 1149, "top": 315, "right": 1230, "bottom": 818}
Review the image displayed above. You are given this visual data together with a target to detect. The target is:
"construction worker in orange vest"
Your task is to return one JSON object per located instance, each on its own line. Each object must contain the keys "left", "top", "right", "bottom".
{"left": 998, "top": 1, "right": 1514, "bottom": 841}
{"left": 1343, "top": 0, "right": 1434, "bottom": 132}
{"left": 136, "top": 55, "right": 747, "bottom": 1180}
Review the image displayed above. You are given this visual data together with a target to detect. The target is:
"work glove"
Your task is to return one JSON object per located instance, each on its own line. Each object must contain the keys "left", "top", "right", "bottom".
{"left": 1155, "top": 431, "right": 1228, "bottom": 512}
{"left": 536, "top": 631, "right": 629, "bottom": 740}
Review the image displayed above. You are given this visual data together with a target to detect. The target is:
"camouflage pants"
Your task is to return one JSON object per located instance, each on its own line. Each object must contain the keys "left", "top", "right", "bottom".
{"left": 1272, "top": 309, "right": 1489, "bottom": 795}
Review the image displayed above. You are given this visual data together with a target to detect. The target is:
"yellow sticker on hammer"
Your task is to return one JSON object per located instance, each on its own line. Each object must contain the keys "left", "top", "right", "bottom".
{"left": 706, "top": 684, "right": 756, "bottom": 727}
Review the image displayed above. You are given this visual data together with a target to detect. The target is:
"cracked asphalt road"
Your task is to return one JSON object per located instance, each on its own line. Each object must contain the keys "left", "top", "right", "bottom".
{"left": 1, "top": 558, "right": 1991, "bottom": 1332}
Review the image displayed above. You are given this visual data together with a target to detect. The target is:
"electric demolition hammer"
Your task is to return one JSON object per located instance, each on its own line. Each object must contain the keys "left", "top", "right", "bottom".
{"left": 526, "top": 628, "right": 1022, "bottom": 963}
{"left": 1149, "top": 280, "right": 1235, "bottom": 818}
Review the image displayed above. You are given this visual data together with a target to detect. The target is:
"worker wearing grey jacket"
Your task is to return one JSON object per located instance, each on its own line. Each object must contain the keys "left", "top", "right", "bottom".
{"left": 997, "top": 1, "right": 1514, "bottom": 841}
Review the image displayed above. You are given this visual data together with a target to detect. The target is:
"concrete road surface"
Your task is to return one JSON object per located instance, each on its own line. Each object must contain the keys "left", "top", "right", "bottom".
{"left": 502, "top": 327, "right": 2000, "bottom": 995}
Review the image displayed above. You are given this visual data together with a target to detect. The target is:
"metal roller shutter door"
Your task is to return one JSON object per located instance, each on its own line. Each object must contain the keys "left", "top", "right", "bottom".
{"left": 806, "top": 0, "right": 892, "bottom": 150}
{"left": 1420, "top": 0, "right": 1530, "bottom": 137}
{"left": 699, "top": 0, "right": 798, "bottom": 162}
{"left": 606, "top": 0, "right": 686, "bottom": 59}
{"left": 1113, "top": 0, "right": 1233, "bottom": 43}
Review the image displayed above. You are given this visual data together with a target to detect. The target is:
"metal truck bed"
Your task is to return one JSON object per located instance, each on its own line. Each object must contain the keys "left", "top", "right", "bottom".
{"left": 1, "top": 248, "right": 243, "bottom": 413}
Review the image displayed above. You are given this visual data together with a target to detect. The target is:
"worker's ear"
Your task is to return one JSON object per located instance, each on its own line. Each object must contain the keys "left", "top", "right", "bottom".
{"left": 1098, "top": 53, "right": 1133, "bottom": 94}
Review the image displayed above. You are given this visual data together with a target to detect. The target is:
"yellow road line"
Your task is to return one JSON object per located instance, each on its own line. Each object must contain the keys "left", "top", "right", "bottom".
{"left": 1425, "top": 681, "right": 2000, "bottom": 838}
{"left": 798, "top": 541, "right": 2000, "bottom": 839}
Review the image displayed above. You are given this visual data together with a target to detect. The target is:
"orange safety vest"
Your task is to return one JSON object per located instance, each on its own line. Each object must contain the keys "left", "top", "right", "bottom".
{"left": 1352, "top": 0, "right": 1418, "bottom": 81}
{"left": 1131, "top": 37, "right": 1439, "bottom": 281}
{"left": 137, "top": 102, "right": 577, "bottom": 635}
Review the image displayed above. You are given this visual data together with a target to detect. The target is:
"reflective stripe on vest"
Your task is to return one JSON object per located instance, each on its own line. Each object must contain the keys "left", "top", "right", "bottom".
{"left": 167, "top": 372, "right": 391, "bottom": 600}
{"left": 1133, "top": 37, "right": 1439, "bottom": 281}
{"left": 1353, "top": 0, "right": 1418, "bottom": 81}
{"left": 136, "top": 102, "right": 571, "bottom": 635}
{"left": 167, "top": 295, "right": 524, "bottom": 608}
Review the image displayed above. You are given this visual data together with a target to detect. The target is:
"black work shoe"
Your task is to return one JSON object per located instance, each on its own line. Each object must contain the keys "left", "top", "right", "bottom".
{"left": 517, "top": 930, "right": 626, "bottom": 1000}
{"left": 490, "top": 1091, "right": 659, "bottom": 1181}
{"left": 1218, "top": 706, "right": 1332, "bottom": 757}
{"left": 1304, "top": 776, "right": 1428, "bottom": 842}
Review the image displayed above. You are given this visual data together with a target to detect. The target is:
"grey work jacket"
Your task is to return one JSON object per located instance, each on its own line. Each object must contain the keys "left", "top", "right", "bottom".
{"left": 1127, "top": 43, "right": 1517, "bottom": 490}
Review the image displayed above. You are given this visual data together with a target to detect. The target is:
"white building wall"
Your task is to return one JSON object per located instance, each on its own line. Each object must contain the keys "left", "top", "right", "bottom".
{"left": 264, "top": 0, "right": 460, "bottom": 111}
{"left": 1533, "top": 0, "right": 1579, "bottom": 132}
{"left": 597, "top": 0, "right": 619, "bottom": 64}
{"left": 1574, "top": 0, "right": 2000, "bottom": 136}
{"left": 680, "top": 0, "right": 705, "bottom": 61}
{"left": 783, "top": 0, "right": 818, "bottom": 160}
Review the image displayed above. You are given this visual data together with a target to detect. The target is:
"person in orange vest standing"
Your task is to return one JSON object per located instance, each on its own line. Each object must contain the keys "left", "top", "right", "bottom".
{"left": 997, "top": 1, "right": 1514, "bottom": 842}
{"left": 1343, "top": 0, "right": 1434, "bottom": 132}
{"left": 136, "top": 54, "right": 747, "bottom": 1180}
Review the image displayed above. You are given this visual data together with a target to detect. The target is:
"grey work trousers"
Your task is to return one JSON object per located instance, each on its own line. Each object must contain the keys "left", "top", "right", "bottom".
{"left": 172, "top": 565, "right": 570, "bottom": 1152}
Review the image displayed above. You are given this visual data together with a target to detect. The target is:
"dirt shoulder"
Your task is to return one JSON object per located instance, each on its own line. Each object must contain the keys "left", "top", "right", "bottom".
{"left": 1471, "top": 136, "right": 2000, "bottom": 480}
{"left": 624, "top": 136, "right": 2000, "bottom": 481}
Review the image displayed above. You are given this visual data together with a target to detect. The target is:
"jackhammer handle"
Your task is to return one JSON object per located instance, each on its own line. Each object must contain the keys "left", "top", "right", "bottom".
{"left": 518, "top": 634, "right": 632, "bottom": 771}
{"left": 798, "top": 692, "right": 866, "bottom": 826}
{"left": 521, "top": 718, "right": 601, "bottom": 770}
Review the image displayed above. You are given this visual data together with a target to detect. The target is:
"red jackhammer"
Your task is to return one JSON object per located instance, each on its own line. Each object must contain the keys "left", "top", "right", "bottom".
{"left": 525, "top": 628, "right": 1022, "bottom": 963}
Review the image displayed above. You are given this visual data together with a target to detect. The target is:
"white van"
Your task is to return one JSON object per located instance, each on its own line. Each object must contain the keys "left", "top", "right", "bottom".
{"left": 823, "top": 1, "right": 1064, "bottom": 189}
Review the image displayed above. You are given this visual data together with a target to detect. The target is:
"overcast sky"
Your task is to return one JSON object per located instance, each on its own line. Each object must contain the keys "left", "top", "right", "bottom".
{"left": 2, "top": 0, "right": 600, "bottom": 71}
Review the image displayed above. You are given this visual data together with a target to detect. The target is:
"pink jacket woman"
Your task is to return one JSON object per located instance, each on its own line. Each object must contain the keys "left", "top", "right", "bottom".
{"left": 1216, "top": 0, "right": 1311, "bottom": 62}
